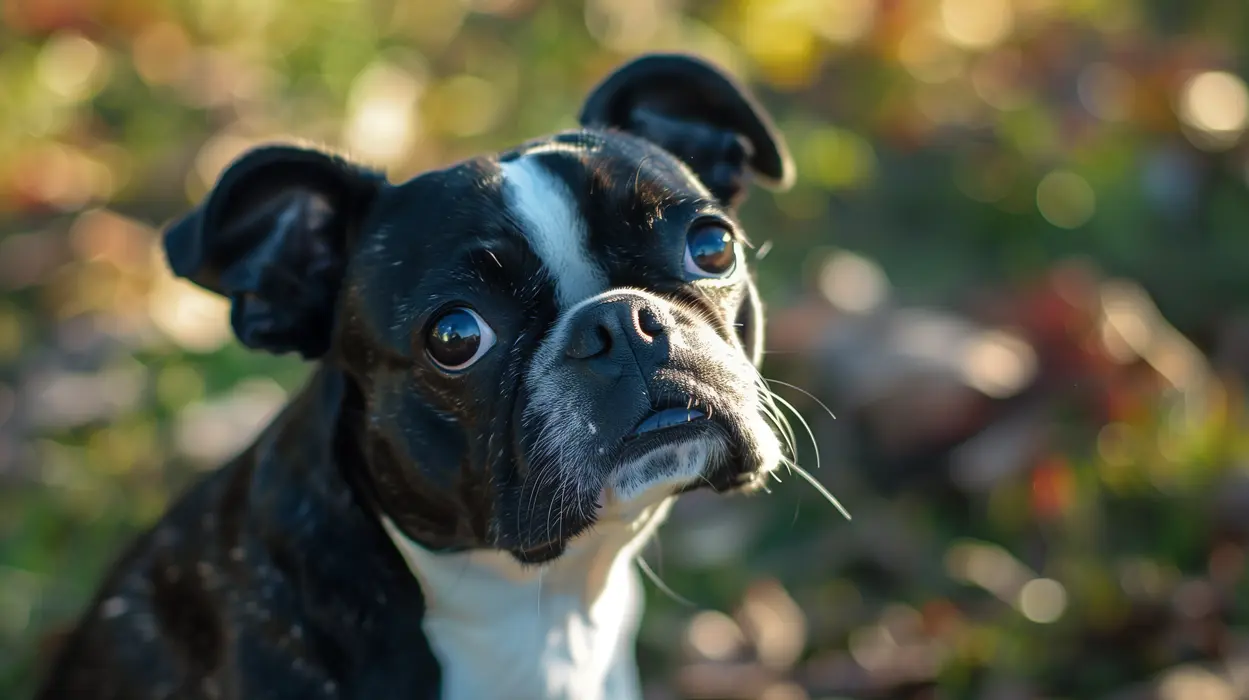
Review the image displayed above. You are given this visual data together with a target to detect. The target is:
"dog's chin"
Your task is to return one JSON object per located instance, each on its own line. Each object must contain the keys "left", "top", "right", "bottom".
{"left": 506, "top": 416, "right": 779, "bottom": 566}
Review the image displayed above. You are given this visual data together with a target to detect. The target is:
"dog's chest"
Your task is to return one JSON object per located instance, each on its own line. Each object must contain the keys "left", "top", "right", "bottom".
{"left": 423, "top": 558, "right": 643, "bottom": 700}
{"left": 382, "top": 519, "right": 652, "bottom": 700}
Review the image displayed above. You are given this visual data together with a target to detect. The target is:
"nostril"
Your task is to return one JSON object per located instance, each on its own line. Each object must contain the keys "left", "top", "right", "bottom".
{"left": 593, "top": 322, "right": 613, "bottom": 352}
{"left": 635, "top": 306, "right": 665, "bottom": 339}
{"left": 566, "top": 320, "right": 613, "bottom": 360}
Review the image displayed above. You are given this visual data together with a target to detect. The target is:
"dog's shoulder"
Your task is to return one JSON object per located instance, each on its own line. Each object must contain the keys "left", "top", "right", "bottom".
{"left": 36, "top": 424, "right": 441, "bottom": 700}
{"left": 36, "top": 457, "right": 250, "bottom": 698}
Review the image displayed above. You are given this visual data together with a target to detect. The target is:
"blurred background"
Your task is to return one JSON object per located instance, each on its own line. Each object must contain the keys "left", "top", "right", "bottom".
{"left": 2, "top": 0, "right": 1249, "bottom": 698}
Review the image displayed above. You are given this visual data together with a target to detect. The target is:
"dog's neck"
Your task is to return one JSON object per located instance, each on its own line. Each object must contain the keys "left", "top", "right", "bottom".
{"left": 381, "top": 497, "right": 672, "bottom": 700}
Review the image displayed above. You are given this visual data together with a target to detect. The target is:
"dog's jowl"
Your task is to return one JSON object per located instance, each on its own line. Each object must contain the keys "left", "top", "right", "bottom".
{"left": 36, "top": 53, "right": 795, "bottom": 700}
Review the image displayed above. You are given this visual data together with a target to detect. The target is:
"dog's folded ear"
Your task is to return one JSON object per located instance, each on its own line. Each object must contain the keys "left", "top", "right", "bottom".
{"left": 163, "top": 145, "right": 384, "bottom": 359}
{"left": 579, "top": 53, "right": 794, "bottom": 207}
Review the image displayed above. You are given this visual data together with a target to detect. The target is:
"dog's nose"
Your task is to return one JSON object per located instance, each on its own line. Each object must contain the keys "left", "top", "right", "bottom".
{"left": 563, "top": 296, "right": 670, "bottom": 376}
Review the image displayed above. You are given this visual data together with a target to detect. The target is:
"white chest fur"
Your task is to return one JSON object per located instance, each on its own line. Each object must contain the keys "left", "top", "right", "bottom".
{"left": 381, "top": 498, "right": 673, "bottom": 700}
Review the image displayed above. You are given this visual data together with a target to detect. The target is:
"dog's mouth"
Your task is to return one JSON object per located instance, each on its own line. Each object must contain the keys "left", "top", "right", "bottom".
{"left": 626, "top": 396, "right": 709, "bottom": 440}
{"left": 505, "top": 393, "right": 770, "bottom": 564}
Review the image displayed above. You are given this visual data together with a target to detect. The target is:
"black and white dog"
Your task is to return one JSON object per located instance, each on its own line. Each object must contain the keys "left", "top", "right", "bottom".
{"left": 36, "top": 53, "right": 794, "bottom": 700}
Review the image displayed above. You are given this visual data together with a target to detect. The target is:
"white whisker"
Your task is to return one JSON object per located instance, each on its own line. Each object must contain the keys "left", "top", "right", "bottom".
{"left": 765, "top": 378, "right": 838, "bottom": 421}
{"left": 761, "top": 379, "right": 853, "bottom": 522}
{"left": 768, "top": 393, "right": 818, "bottom": 468}
{"left": 753, "top": 376, "right": 798, "bottom": 460}
{"left": 636, "top": 556, "right": 696, "bottom": 608}
{"left": 787, "top": 461, "right": 852, "bottom": 521}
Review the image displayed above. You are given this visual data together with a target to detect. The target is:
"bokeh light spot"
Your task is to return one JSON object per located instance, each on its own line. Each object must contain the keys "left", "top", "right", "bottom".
{"left": 737, "top": 0, "right": 821, "bottom": 88}
{"left": 132, "top": 22, "right": 193, "bottom": 87}
{"left": 156, "top": 365, "right": 208, "bottom": 411}
{"left": 960, "top": 329, "right": 1037, "bottom": 398}
{"left": 813, "top": 0, "right": 877, "bottom": 45}
{"left": 1018, "top": 578, "right": 1067, "bottom": 623}
{"left": 1036, "top": 170, "right": 1096, "bottom": 229}
{"left": 1179, "top": 71, "right": 1249, "bottom": 134}
{"left": 898, "top": 28, "right": 964, "bottom": 84}
{"left": 685, "top": 610, "right": 745, "bottom": 661}
{"left": 739, "top": 579, "right": 806, "bottom": 670}
{"left": 345, "top": 61, "right": 424, "bottom": 165}
{"left": 848, "top": 624, "right": 896, "bottom": 672}
{"left": 175, "top": 379, "right": 288, "bottom": 465}
{"left": 22, "top": 143, "right": 102, "bottom": 212}
{"left": 37, "top": 33, "right": 109, "bottom": 102}
{"left": 818, "top": 250, "right": 889, "bottom": 314}
{"left": 940, "top": 0, "right": 1014, "bottom": 50}
{"left": 1157, "top": 665, "right": 1237, "bottom": 700}
{"left": 148, "top": 263, "right": 233, "bottom": 353}
{"left": 585, "top": 0, "right": 670, "bottom": 52}
{"left": 1178, "top": 71, "right": 1249, "bottom": 151}
{"left": 759, "top": 682, "right": 809, "bottom": 700}
{"left": 193, "top": 131, "right": 261, "bottom": 198}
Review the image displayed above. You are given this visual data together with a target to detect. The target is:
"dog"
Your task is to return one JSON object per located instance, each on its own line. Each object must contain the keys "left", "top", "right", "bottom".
{"left": 35, "top": 53, "right": 795, "bottom": 700}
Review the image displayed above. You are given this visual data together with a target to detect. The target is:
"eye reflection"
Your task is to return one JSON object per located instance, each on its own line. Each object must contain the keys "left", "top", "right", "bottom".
{"left": 684, "top": 223, "right": 736, "bottom": 278}
{"left": 426, "top": 307, "right": 496, "bottom": 371}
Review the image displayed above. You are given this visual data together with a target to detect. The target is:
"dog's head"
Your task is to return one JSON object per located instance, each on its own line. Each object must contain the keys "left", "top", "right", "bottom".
{"left": 164, "top": 54, "right": 794, "bottom": 563}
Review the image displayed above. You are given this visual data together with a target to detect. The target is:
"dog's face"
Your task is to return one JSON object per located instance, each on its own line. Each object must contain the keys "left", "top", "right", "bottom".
{"left": 163, "top": 54, "right": 795, "bottom": 563}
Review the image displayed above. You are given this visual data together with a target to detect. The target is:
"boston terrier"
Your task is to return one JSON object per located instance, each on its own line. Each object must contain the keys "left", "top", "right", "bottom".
{"left": 35, "top": 53, "right": 795, "bottom": 700}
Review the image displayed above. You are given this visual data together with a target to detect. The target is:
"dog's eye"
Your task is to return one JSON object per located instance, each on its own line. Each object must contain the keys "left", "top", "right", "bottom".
{"left": 426, "top": 307, "right": 497, "bottom": 371}
{"left": 684, "top": 222, "right": 737, "bottom": 278}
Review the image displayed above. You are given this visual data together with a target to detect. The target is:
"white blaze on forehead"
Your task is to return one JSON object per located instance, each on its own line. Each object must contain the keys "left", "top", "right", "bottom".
{"left": 500, "top": 154, "right": 607, "bottom": 308}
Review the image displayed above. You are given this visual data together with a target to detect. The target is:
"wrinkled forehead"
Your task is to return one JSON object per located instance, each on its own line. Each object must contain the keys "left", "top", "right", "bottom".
{"left": 356, "top": 131, "right": 719, "bottom": 317}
